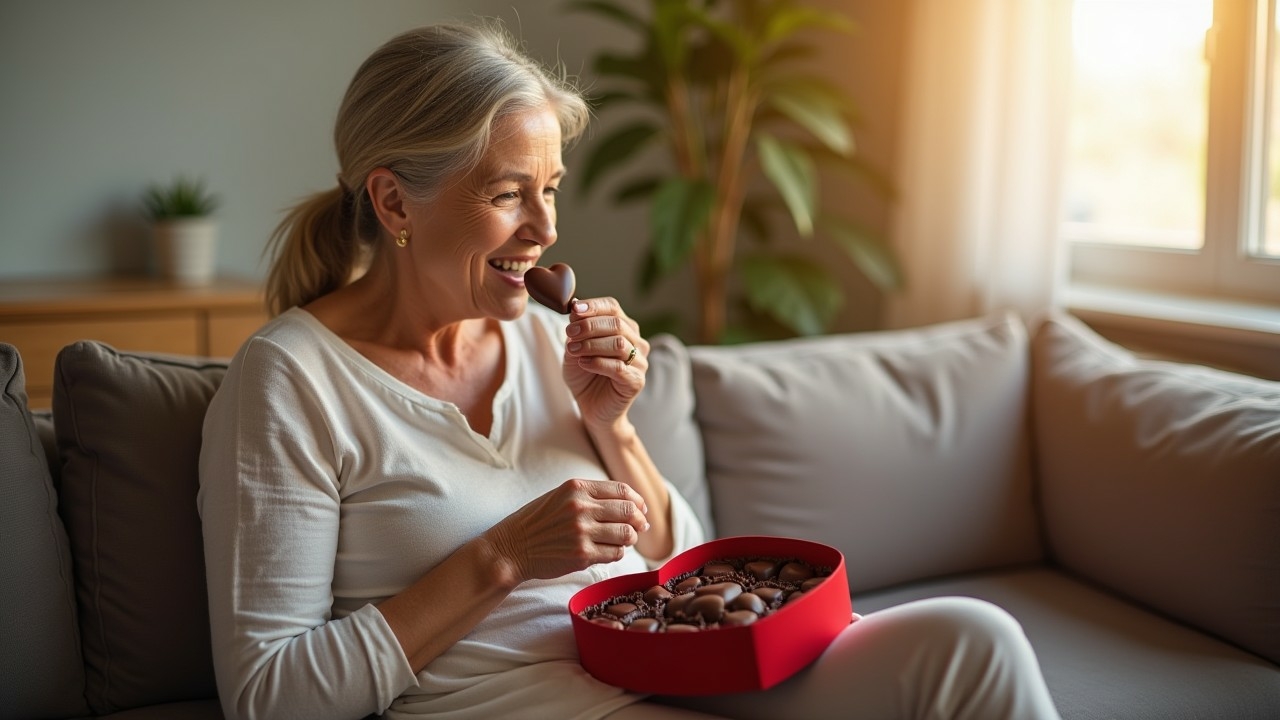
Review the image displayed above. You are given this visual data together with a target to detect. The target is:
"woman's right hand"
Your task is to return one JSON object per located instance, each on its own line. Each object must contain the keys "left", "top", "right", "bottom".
{"left": 483, "top": 478, "right": 650, "bottom": 584}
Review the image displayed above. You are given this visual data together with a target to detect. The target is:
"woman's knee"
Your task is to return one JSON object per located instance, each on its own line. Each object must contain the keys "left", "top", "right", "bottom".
{"left": 877, "top": 596, "right": 1026, "bottom": 643}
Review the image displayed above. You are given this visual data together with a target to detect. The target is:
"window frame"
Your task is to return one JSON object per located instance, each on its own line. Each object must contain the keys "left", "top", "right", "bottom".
{"left": 1066, "top": 0, "right": 1280, "bottom": 305}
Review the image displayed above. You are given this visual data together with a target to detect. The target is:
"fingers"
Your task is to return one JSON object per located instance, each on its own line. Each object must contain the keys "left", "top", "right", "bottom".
{"left": 581, "top": 478, "right": 649, "bottom": 531}
{"left": 493, "top": 479, "right": 652, "bottom": 583}
{"left": 566, "top": 297, "right": 648, "bottom": 371}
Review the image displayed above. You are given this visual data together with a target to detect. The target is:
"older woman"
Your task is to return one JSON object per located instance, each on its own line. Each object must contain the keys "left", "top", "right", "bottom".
{"left": 197, "top": 22, "right": 1060, "bottom": 720}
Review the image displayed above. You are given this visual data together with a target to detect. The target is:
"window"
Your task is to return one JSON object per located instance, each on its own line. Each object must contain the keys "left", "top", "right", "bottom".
{"left": 1063, "top": 0, "right": 1280, "bottom": 304}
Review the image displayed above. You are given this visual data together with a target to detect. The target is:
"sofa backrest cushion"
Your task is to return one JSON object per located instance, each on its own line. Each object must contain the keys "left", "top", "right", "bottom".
{"left": 688, "top": 313, "right": 1043, "bottom": 595}
{"left": 628, "top": 334, "right": 715, "bottom": 537}
{"left": 1032, "top": 311, "right": 1280, "bottom": 665}
{"left": 53, "top": 341, "right": 226, "bottom": 714}
{"left": 0, "top": 343, "right": 90, "bottom": 720}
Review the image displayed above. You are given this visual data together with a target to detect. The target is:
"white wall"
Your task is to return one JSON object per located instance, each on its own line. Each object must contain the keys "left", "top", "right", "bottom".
{"left": 0, "top": 2, "right": 596, "bottom": 272}
{"left": 0, "top": 0, "right": 902, "bottom": 332}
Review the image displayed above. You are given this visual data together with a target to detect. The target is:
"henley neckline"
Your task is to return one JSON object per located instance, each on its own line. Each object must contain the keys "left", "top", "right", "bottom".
{"left": 283, "top": 307, "right": 519, "bottom": 452}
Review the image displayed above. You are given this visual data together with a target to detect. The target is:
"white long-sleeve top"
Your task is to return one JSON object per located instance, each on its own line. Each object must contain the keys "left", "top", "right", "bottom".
{"left": 197, "top": 304, "right": 705, "bottom": 720}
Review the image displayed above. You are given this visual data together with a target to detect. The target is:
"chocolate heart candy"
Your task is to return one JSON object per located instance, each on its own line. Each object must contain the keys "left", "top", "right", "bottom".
{"left": 524, "top": 263, "right": 576, "bottom": 314}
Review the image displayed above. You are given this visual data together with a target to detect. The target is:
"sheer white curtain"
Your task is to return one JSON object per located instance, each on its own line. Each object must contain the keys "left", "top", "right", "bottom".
{"left": 886, "top": 0, "right": 1075, "bottom": 329}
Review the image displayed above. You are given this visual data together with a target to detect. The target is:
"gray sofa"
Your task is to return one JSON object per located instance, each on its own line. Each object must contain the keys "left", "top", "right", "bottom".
{"left": 3, "top": 310, "right": 1278, "bottom": 719}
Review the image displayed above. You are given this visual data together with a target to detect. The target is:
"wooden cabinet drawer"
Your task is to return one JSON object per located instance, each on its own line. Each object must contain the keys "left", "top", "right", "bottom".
{"left": 208, "top": 310, "right": 268, "bottom": 357}
{"left": 0, "top": 276, "right": 265, "bottom": 410}
{"left": 1, "top": 315, "right": 201, "bottom": 405}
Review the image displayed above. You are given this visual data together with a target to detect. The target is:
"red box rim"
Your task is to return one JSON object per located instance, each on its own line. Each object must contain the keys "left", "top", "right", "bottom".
{"left": 569, "top": 535, "right": 851, "bottom": 695}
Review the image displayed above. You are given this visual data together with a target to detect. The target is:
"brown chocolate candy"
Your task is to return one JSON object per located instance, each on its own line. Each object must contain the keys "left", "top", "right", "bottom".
{"left": 722, "top": 610, "right": 759, "bottom": 627}
{"left": 666, "top": 593, "right": 695, "bottom": 618}
{"left": 524, "top": 263, "right": 576, "bottom": 314}
{"left": 702, "top": 561, "right": 737, "bottom": 577}
{"left": 606, "top": 602, "right": 638, "bottom": 618}
{"left": 751, "top": 587, "right": 786, "bottom": 605}
{"left": 730, "top": 592, "right": 767, "bottom": 614}
{"left": 644, "top": 585, "right": 674, "bottom": 604}
{"left": 745, "top": 560, "right": 779, "bottom": 580}
{"left": 695, "top": 582, "right": 743, "bottom": 603}
{"left": 579, "top": 555, "right": 831, "bottom": 632}
{"left": 688, "top": 595, "right": 725, "bottom": 623}
{"left": 628, "top": 618, "right": 661, "bottom": 633}
{"left": 674, "top": 576, "right": 703, "bottom": 593}
{"left": 800, "top": 577, "right": 826, "bottom": 592}
{"left": 777, "top": 561, "right": 814, "bottom": 584}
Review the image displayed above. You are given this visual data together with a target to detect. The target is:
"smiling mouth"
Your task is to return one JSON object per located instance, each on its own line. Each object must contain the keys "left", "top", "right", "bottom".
{"left": 489, "top": 259, "right": 534, "bottom": 275}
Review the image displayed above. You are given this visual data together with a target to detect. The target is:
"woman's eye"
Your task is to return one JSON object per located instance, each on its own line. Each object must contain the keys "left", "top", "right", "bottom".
{"left": 494, "top": 191, "right": 519, "bottom": 202}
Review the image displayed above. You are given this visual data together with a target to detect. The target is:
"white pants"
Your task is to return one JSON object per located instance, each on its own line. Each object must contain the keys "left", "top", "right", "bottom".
{"left": 607, "top": 597, "right": 1062, "bottom": 720}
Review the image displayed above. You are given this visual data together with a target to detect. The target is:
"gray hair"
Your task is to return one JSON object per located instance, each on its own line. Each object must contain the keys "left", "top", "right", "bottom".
{"left": 265, "top": 21, "right": 590, "bottom": 316}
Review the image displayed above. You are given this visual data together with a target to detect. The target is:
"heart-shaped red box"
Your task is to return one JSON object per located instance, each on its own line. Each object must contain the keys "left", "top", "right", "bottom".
{"left": 568, "top": 535, "right": 851, "bottom": 695}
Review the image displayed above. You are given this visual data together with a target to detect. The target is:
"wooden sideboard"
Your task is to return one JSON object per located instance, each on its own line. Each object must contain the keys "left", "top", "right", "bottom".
{"left": 0, "top": 276, "right": 269, "bottom": 409}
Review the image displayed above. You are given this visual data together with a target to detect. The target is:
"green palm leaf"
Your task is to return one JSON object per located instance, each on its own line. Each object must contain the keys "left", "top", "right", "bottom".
{"left": 612, "top": 176, "right": 663, "bottom": 204}
{"left": 822, "top": 216, "right": 904, "bottom": 292}
{"left": 765, "top": 85, "right": 854, "bottom": 157}
{"left": 762, "top": 4, "right": 857, "bottom": 47}
{"left": 650, "top": 177, "right": 714, "bottom": 275}
{"left": 756, "top": 132, "right": 817, "bottom": 237}
{"left": 741, "top": 253, "right": 842, "bottom": 336}
{"left": 578, "top": 121, "right": 660, "bottom": 196}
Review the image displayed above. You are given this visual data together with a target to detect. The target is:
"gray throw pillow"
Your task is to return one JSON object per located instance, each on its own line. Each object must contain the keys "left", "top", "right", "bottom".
{"left": 0, "top": 343, "right": 90, "bottom": 720}
{"left": 688, "top": 313, "right": 1043, "bottom": 595}
{"left": 628, "top": 334, "right": 714, "bottom": 537}
{"left": 53, "top": 341, "right": 227, "bottom": 715}
{"left": 1032, "top": 311, "right": 1280, "bottom": 664}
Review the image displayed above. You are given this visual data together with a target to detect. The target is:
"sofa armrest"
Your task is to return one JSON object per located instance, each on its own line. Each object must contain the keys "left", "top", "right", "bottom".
{"left": 1031, "top": 311, "right": 1280, "bottom": 664}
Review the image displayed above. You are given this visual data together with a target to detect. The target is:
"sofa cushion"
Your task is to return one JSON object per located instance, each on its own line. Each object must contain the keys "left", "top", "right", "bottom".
{"left": 688, "top": 313, "right": 1043, "bottom": 594}
{"left": 1032, "top": 311, "right": 1280, "bottom": 666}
{"left": 853, "top": 567, "right": 1280, "bottom": 720}
{"left": 0, "top": 343, "right": 90, "bottom": 720}
{"left": 53, "top": 341, "right": 227, "bottom": 714}
{"left": 628, "top": 333, "right": 714, "bottom": 537}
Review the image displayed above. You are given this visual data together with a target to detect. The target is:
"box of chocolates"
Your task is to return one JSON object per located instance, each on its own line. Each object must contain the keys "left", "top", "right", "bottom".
{"left": 569, "top": 535, "right": 851, "bottom": 695}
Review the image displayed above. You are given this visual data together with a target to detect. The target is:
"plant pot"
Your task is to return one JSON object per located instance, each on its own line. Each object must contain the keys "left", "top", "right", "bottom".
{"left": 152, "top": 218, "right": 217, "bottom": 285}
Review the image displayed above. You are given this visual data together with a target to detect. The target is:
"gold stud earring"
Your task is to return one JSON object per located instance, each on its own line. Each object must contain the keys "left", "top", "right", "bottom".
{"left": 396, "top": 229, "right": 409, "bottom": 248}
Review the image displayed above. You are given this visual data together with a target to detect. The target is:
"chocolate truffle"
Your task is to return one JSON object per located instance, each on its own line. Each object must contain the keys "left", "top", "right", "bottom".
{"left": 702, "top": 561, "right": 737, "bottom": 577}
{"left": 722, "top": 610, "right": 759, "bottom": 627}
{"left": 778, "top": 561, "right": 814, "bottom": 584}
{"left": 628, "top": 618, "right": 661, "bottom": 633}
{"left": 644, "top": 585, "right": 674, "bottom": 604}
{"left": 695, "top": 582, "right": 744, "bottom": 603}
{"left": 745, "top": 560, "right": 779, "bottom": 580}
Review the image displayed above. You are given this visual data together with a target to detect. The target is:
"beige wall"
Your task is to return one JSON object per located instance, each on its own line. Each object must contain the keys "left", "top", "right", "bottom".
{"left": 0, "top": 0, "right": 906, "bottom": 333}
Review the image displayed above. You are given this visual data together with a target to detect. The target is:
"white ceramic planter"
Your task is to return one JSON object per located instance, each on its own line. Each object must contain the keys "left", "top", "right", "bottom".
{"left": 152, "top": 218, "right": 217, "bottom": 285}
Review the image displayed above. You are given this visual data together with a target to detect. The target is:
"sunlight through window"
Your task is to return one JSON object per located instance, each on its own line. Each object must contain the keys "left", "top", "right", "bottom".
{"left": 1262, "top": 1, "right": 1280, "bottom": 256}
{"left": 1063, "top": 0, "right": 1213, "bottom": 250}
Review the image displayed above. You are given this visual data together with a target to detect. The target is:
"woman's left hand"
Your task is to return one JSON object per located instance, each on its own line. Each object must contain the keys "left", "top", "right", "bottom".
{"left": 562, "top": 297, "right": 650, "bottom": 429}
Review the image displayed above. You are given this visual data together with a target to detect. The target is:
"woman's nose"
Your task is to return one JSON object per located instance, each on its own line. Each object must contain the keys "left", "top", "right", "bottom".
{"left": 524, "top": 197, "right": 557, "bottom": 247}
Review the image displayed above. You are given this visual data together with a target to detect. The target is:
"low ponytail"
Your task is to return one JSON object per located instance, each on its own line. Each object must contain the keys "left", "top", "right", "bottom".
{"left": 263, "top": 185, "right": 366, "bottom": 317}
{"left": 263, "top": 22, "right": 589, "bottom": 317}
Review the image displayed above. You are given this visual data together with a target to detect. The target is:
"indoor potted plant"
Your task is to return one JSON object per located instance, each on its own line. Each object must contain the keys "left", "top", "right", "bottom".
{"left": 143, "top": 175, "right": 220, "bottom": 285}
{"left": 570, "top": 0, "right": 902, "bottom": 343}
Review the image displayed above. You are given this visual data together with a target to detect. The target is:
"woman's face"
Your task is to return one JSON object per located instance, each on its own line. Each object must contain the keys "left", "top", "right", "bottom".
{"left": 403, "top": 106, "right": 565, "bottom": 323}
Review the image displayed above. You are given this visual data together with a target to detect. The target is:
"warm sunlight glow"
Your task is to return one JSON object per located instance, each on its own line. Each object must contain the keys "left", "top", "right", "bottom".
{"left": 1063, "top": 0, "right": 1213, "bottom": 249}
{"left": 1264, "top": 1, "right": 1280, "bottom": 257}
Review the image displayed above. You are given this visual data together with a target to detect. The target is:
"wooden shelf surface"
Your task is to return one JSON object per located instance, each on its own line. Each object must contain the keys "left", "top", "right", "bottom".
{"left": 0, "top": 275, "right": 270, "bottom": 408}
{"left": 0, "top": 275, "right": 265, "bottom": 317}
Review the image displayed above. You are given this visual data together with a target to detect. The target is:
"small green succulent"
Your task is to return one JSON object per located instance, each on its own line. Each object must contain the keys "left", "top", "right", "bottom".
{"left": 143, "top": 176, "right": 220, "bottom": 221}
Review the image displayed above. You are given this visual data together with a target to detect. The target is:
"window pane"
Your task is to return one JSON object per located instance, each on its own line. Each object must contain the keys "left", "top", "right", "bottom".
{"left": 1063, "top": 0, "right": 1212, "bottom": 250}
